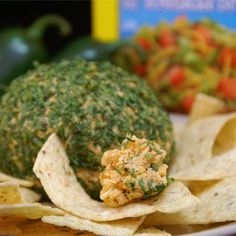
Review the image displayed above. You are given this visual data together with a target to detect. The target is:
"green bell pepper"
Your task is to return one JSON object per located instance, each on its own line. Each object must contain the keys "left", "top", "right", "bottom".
{"left": 0, "top": 14, "right": 71, "bottom": 96}
{"left": 54, "top": 36, "right": 147, "bottom": 71}
{"left": 54, "top": 36, "right": 107, "bottom": 61}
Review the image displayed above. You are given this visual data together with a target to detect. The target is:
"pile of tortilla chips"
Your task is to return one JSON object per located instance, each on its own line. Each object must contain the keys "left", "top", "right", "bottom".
{"left": 1, "top": 94, "right": 236, "bottom": 235}
{"left": 146, "top": 95, "right": 236, "bottom": 231}
{"left": 0, "top": 134, "right": 198, "bottom": 236}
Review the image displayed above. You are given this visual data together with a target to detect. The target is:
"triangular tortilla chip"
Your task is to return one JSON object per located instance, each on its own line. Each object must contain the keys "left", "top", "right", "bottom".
{"left": 134, "top": 227, "right": 171, "bottom": 236}
{"left": 172, "top": 148, "right": 236, "bottom": 181}
{"left": 20, "top": 188, "right": 41, "bottom": 203}
{"left": 144, "top": 177, "right": 236, "bottom": 225}
{"left": 0, "top": 203, "right": 64, "bottom": 219}
{"left": 0, "top": 172, "right": 33, "bottom": 187}
{"left": 17, "top": 219, "right": 85, "bottom": 236}
{"left": 0, "top": 182, "right": 41, "bottom": 205}
{"left": 170, "top": 113, "right": 236, "bottom": 173}
{"left": 33, "top": 134, "right": 198, "bottom": 222}
{"left": 43, "top": 214, "right": 144, "bottom": 236}
{"left": 189, "top": 93, "right": 225, "bottom": 124}
{"left": 0, "top": 183, "right": 24, "bottom": 204}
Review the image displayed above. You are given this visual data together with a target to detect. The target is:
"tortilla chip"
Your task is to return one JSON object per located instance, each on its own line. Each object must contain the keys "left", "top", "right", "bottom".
{"left": 189, "top": 93, "right": 225, "bottom": 124}
{"left": 33, "top": 133, "right": 198, "bottom": 221}
{"left": 43, "top": 214, "right": 144, "bottom": 236}
{"left": 0, "top": 220, "right": 22, "bottom": 235}
{"left": 154, "top": 224, "right": 225, "bottom": 235}
{"left": 213, "top": 117, "right": 236, "bottom": 155}
{"left": 0, "top": 203, "right": 64, "bottom": 219}
{"left": 170, "top": 113, "right": 236, "bottom": 174}
{"left": 16, "top": 219, "right": 82, "bottom": 236}
{"left": 150, "top": 181, "right": 199, "bottom": 214}
{"left": 172, "top": 148, "right": 236, "bottom": 181}
{"left": 144, "top": 177, "right": 236, "bottom": 225}
{"left": 0, "top": 172, "right": 33, "bottom": 187}
{"left": 20, "top": 188, "right": 41, "bottom": 203}
{"left": 0, "top": 183, "right": 24, "bottom": 204}
{"left": 186, "top": 180, "right": 219, "bottom": 196}
{"left": 134, "top": 227, "right": 171, "bottom": 236}
{"left": 0, "top": 182, "right": 41, "bottom": 205}
{"left": 0, "top": 218, "right": 81, "bottom": 236}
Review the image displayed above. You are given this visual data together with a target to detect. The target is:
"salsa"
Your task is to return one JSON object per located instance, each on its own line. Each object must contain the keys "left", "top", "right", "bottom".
{"left": 123, "top": 17, "right": 236, "bottom": 113}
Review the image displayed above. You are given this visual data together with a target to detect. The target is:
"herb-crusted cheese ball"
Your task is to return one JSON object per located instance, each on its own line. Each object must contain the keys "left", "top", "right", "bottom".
{"left": 0, "top": 58, "right": 174, "bottom": 199}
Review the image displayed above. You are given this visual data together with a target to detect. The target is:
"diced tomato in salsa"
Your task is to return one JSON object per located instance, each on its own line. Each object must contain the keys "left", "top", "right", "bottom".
{"left": 158, "top": 29, "right": 176, "bottom": 48}
{"left": 182, "top": 95, "right": 195, "bottom": 113}
{"left": 218, "top": 47, "right": 236, "bottom": 67}
{"left": 217, "top": 78, "right": 236, "bottom": 100}
{"left": 136, "top": 38, "right": 151, "bottom": 51}
{"left": 194, "top": 25, "right": 212, "bottom": 45}
{"left": 134, "top": 64, "right": 146, "bottom": 76}
{"left": 168, "top": 66, "right": 185, "bottom": 86}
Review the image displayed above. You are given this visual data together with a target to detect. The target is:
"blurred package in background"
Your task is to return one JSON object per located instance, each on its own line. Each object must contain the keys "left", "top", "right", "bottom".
{"left": 92, "top": 0, "right": 236, "bottom": 41}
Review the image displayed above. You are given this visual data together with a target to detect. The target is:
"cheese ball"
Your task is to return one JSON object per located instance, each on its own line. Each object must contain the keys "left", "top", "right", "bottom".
{"left": 0, "top": 58, "right": 174, "bottom": 199}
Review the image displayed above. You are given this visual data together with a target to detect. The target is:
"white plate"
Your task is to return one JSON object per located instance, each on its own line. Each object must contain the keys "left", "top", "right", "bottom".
{"left": 170, "top": 113, "right": 187, "bottom": 133}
